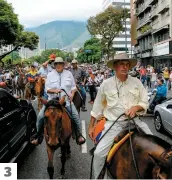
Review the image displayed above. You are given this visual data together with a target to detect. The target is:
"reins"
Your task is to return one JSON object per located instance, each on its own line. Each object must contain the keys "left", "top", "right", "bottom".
{"left": 90, "top": 113, "right": 125, "bottom": 179}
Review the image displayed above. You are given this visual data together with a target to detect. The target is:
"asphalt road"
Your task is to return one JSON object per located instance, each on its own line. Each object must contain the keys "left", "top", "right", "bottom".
{"left": 17, "top": 97, "right": 172, "bottom": 179}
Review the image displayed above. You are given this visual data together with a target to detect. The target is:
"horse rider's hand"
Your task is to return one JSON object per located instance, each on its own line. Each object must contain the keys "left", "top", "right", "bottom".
{"left": 125, "top": 106, "right": 139, "bottom": 119}
{"left": 88, "top": 126, "right": 94, "bottom": 141}
{"left": 81, "top": 82, "right": 85, "bottom": 86}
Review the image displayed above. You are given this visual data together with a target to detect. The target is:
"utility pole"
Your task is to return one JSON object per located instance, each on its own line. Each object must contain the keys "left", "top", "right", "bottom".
{"left": 124, "top": 0, "right": 127, "bottom": 53}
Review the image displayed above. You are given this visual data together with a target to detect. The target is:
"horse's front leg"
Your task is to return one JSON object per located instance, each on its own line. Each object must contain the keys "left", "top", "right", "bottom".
{"left": 66, "top": 138, "right": 71, "bottom": 158}
{"left": 37, "top": 94, "right": 42, "bottom": 111}
{"left": 47, "top": 146, "right": 55, "bottom": 179}
{"left": 60, "top": 145, "right": 67, "bottom": 179}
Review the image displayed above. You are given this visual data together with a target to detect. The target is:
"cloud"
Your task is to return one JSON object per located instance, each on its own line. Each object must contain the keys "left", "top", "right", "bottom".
{"left": 7, "top": 0, "right": 102, "bottom": 27}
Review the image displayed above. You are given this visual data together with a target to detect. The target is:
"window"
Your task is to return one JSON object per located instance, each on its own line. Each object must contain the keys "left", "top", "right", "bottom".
{"left": 0, "top": 93, "right": 19, "bottom": 116}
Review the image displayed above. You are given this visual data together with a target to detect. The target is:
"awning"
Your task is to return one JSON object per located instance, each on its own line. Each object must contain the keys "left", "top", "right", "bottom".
{"left": 153, "top": 54, "right": 172, "bottom": 59}
{"left": 152, "top": 25, "right": 169, "bottom": 34}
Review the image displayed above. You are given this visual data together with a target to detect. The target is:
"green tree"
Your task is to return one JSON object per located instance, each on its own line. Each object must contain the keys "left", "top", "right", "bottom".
{"left": 41, "top": 49, "right": 62, "bottom": 61}
{"left": 87, "top": 6, "right": 129, "bottom": 60}
{"left": 0, "top": 0, "right": 21, "bottom": 46}
{"left": 77, "top": 37, "right": 102, "bottom": 63}
{"left": 2, "top": 51, "right": 21, "bottom": 64}
{"left": 29, "top": 55, "right": 44, "bottom": 64}
{"left": 0, "top": 0, "right": 39, "bottom": 61}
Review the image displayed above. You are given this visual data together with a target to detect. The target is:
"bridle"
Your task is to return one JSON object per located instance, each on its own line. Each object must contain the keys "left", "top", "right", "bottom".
{"left": 44, "top": 106, "right": 63, "bottom": 150}
{"left": 155, "top": 149, "right": 172, "bottom": 179}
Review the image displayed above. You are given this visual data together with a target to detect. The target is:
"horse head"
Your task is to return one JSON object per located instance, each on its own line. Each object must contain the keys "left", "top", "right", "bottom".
{"left": 44, "top": 99, "right": 63, "bottom": 150}
{"left": 35, "top": 77, "right": 45, "bottom": 94}
{"left": 149, "top": 149, "right": 172, "bottom": 179}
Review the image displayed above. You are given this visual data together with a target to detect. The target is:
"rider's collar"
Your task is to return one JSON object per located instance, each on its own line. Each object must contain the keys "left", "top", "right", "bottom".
{"left": 114, "top": 75, "right": 129, "bottom": 85}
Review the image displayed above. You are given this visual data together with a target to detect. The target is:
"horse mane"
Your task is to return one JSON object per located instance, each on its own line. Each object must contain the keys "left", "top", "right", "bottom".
{"left": 44, "top": 98, "right": 63, "bottom": 112}
{"left": 140, "top": 134, "right": 171, "bottom": 150}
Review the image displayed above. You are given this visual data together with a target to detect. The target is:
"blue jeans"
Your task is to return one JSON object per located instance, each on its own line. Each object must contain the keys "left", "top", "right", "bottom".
{"left": 36, "top": 103, "right": 82, "bottom": 135}
{"left": 43, "top": 89, "right": 48, "bottom": 100}
{"left": 141, "top": 76, "right": 146, "bottom": 85}
{"left": 78, "top": 84, "right": 86, "bottom": 107}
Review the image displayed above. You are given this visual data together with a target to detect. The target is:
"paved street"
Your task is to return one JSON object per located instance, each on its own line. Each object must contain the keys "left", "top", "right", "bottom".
{"left": 17, "top": 96, "right": 172, "bottom": 179}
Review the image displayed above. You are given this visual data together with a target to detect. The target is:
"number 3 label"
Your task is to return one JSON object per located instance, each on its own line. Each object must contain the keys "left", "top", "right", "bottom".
{"left": 0, "top": 163, "right": 17, "bottom": 180}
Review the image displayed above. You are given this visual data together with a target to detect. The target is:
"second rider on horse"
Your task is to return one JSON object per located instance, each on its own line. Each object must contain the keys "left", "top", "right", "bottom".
{"left": 88, "top": 53, "right": 153, "bottom": 179}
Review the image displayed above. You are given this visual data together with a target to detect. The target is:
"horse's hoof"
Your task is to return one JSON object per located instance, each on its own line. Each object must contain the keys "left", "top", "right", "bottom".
{"left": 59, "top": 175, "right": 65, "bottom": 179}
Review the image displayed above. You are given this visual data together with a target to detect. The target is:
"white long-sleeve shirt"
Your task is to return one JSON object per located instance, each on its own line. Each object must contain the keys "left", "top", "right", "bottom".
{"left": 45, "top": 69, "right": 76, "bottom": 106}
{"left": 91, "top": 76, "right": 148, "bottom": 121}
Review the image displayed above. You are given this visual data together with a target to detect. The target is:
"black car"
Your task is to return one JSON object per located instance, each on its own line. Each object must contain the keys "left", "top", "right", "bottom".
{"left": 0, "top": 88, "right": 37, "bottom": 163}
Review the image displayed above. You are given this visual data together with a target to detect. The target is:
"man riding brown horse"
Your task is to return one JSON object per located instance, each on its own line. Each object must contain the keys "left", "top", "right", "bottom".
{"left": 31, "top": 57, "right": 85, "bottom": 146}
{"left": 88, "top": 53, "right": 153, "bottom": 178}
{"left": 25, "top": 65, "right": 39, "bottom": 100}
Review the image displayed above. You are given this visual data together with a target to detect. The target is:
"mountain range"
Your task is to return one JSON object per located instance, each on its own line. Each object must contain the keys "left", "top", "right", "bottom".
{"left": 27, "top": 21, "right": 91, "bottom": 50}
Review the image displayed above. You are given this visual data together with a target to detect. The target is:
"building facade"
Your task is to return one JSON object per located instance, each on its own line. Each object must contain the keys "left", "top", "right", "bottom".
{"left": 102, "top": 0, "right": 132, "bottom": 55}
{"left": 132, "top": 0, "right": 172, "bottom": 69}
{"left": 0, "top": 45, "right": 13, "bottom": 56}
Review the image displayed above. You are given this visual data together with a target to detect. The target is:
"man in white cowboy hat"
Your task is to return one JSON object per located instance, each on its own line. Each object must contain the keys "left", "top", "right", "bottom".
{"left": 88, "top": 53, "right": 152, "bottom": 178}
{"left": 31, "top": 57, "right": 85, "bottom": 146}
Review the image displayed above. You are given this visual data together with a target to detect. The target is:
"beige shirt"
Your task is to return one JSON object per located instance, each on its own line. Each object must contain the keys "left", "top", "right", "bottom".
{"left": 91, "top": 76, "right": 148, "bottom": 121}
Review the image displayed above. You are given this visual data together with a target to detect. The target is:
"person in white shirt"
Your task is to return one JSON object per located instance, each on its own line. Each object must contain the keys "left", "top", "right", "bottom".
{"left": 151, "top": 69, "right": 157, "bottom": 89}
{"left": 88, "top": 53, "right": 152, "bottom": 179}
{"left": 38, "top": 63, "right": 49, "bottom": 78}
{"left": 4, "top": 70, "right": 12, "bottom": 80}
{"left": 31, "top": 57, "right": 85, "bottom": 146}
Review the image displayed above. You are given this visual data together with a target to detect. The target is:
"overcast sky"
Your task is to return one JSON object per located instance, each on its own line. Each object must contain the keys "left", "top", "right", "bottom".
{"left": 7, "top": 0, "right": 102, "bottom": 28}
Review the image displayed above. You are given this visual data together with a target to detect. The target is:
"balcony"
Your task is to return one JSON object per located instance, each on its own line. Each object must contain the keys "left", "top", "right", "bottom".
{"left": 151, "top": 5, "right": 159, "bottom": 18}
{"left": 137, "top": 15, "right": 152, "bottom": 29}
{"left": 159, "top": 0, "right": 169, "bottom": 14}
{"left": 151, "top": 0, "right": 169, "bottom": 18}
{"left": 152, "top": 15, "right": 169, "bottom": 30}
{"left": 137, "top": 0, "right": 152, "bottom": 16}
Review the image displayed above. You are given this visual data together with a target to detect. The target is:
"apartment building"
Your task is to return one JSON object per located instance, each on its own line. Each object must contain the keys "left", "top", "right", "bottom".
{"left": 133, "top": 0, "right": 172, "bottom": 68}
{"left": 0, "top": 45, "right": 13, "bottom": 56}
{"left": 102, "top": 0, "right": 132, "bottom": 55}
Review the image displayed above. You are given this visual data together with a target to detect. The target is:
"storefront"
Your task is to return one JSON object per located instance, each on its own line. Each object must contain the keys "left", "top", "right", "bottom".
{"left": 152, "top": 40, "right": 172, "bottom": 69}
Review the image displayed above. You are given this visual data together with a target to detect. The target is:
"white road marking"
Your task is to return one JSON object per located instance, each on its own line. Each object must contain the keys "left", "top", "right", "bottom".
{"left": 81, "top": 120, "right": 87, "bottom": 153}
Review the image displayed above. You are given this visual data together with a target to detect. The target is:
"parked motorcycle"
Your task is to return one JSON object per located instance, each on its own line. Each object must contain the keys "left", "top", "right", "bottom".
{"left": 147, "top": 89, "right": 168, "bottom": 114}
{"left": 147, "top": 89, "right": 157, "bottom": 114}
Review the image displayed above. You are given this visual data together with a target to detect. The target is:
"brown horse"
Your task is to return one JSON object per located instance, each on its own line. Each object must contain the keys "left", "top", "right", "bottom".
{"left": 25, "top": 77, "right": 45, "bottom": 111}
{"left": 16, "top": 73, "right": 27, "bottom": 98}
{"left": 98, "top": 127, "right": 172, "bottom": 179}
{"left": 44, "top": 99, "right": 72, "bottom": 179}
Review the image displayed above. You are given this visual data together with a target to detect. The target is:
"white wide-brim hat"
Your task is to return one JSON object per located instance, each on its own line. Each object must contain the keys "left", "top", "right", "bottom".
{"left": 54, "top": 57, "right": 64, "bottom": 63}
{"left": 107, "top": 53, "right": 137, "bottom": 70}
